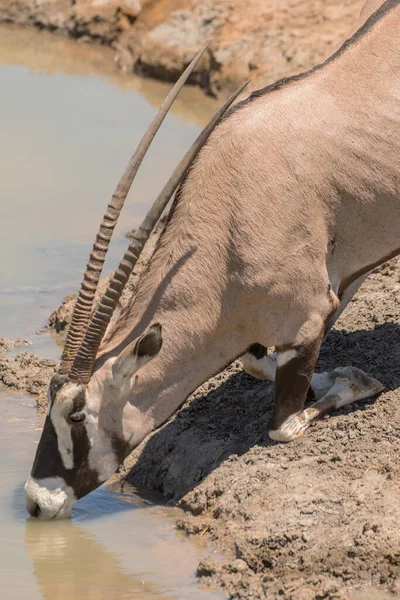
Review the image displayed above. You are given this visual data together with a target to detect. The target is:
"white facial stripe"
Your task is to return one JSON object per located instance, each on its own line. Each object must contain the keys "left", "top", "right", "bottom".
{"left": 49, "top": 382, "right": 86, "bottom": 471}
{"left": 276, "top": 349, "right": 298, "bottom": 367}
{"left": 25, "top": 475, "right": 77, "bottom": 519}
{"left": 50, "top": 408, "right": 74, "bottom": 470}
{"left": 45, "top": 378, "right": 120, "bottom": 491}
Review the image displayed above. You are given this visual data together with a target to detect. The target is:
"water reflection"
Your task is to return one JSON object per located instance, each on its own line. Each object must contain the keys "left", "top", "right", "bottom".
{"left": 25, "top": 519, "right": 171, "bottom": 600}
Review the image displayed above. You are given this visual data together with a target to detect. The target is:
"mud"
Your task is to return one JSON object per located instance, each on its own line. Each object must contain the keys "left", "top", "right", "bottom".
{"left": 0, "top": 0, "right": 369, "bottom": 96}
{"left": 2, "top": 243, "right": 399, "bottom": 598}
{"left": 0, "top": 337, "right": 31, "bottom": 355}
{"left": 0, "top": 352, "right": 57, "bottom": 410}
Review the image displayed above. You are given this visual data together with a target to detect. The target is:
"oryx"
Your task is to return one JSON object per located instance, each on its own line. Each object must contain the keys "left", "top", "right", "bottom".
{"left": 26, "top": 0, "right": 399, "bottom": 519}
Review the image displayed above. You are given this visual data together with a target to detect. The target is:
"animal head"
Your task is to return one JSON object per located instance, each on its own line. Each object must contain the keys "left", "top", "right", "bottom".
{"left": 25, "top": 325, "right": 162, "bottom": 519}
{"left": 24, "top": 46, "right": 248, "bottom": 519}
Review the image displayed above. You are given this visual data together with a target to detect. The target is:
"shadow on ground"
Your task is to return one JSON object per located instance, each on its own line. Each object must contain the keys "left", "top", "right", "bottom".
{"left": 128, "top": 322, "right": 400, "bottom": 500}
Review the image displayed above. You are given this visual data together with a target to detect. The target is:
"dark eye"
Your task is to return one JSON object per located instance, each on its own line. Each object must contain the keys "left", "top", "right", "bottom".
{"left": 69, "top": 412, "right": 85, "bottom": 424}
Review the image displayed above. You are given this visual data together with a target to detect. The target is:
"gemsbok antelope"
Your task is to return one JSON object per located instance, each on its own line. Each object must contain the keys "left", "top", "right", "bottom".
{"left": 25, "top": 0, "right": 399, "bottom": 519}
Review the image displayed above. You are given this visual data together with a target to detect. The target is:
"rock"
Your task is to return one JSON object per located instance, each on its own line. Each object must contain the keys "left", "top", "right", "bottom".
{"left": 230, "top": 559, "right": 248, "bottom": 573}
{"left": 0, "top": 351, "right": 57, "bottom": 411}
{"left": 0, "top": 337, "right": 31, "bottom": 355}
{"left": 47, "top": 293, "right": 78, "bottom": 333}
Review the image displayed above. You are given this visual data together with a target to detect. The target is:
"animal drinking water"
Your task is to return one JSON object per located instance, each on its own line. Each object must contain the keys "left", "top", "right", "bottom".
{"left": 25, "top": 0, "right": 400, "bottom": 518}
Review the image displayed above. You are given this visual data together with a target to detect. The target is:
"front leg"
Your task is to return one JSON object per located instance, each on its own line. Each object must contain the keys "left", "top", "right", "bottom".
{"left": 241, "top": 272, "right": 373, "bottom": 399}
{"left": 269, "top": 331, "right": 323, "bottom": 442}
{"left": 268, "top": 357, "right": 383, "bottom": 443}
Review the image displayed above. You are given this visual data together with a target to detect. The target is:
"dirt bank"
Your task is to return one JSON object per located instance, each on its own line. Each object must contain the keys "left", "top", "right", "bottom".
{"left": 0, "top": 337, "right": 30, "bottom": 355}
{"left": 0, "top": 0, "right": 368, "bottom": 96}
{"left": 0, "top": 351, "right": 57, "bottom": 410}
{"left": 1, "top": 248, "right": 399, "bottom": 597}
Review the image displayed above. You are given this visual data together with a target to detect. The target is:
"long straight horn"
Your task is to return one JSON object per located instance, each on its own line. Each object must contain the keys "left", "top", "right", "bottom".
{"left": 68, "top": 81, "right": 250, "bottom": 383}
{"left": 59, "top": 43, "right": 210, "bottom": 374}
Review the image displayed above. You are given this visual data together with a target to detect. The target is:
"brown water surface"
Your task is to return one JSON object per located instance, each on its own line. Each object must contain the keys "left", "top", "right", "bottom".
{"left": 0, "top": 394, "right": 224, "bottom": 599}
{"left": 0, "top": 23, "right": 217, "bottom": 348}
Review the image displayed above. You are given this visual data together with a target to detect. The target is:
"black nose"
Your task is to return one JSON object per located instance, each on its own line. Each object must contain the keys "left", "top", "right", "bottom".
{"left": 28, "top": 502, "right": 41, "bottom": 518}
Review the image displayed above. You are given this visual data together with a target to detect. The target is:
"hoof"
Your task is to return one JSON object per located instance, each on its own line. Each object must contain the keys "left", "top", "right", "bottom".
{"left": 269, "top": 414, "right": 306, "bottom": 443}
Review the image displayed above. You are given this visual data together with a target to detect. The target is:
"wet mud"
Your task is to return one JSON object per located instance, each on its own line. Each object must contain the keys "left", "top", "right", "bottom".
{"left": 2, "top": 240, "right": 399, "bottom": 598}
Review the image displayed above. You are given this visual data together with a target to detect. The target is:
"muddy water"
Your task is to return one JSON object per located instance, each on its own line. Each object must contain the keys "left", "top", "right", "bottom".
{"left": 0, "top": 24, "right": 217, "bottom": 348}
{"left": 1, "top": 394, "right": 223, "bottom": 599}
{"left": 0, "top": 24, "right": 224, "bottom": 599}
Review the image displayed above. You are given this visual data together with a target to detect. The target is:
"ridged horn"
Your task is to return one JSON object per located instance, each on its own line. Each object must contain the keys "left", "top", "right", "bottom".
{"left": 59, "top": 42, "right": 210, "bottom": 374}
{"left": 68, "top": 81, "right": 250, "bottom": 383}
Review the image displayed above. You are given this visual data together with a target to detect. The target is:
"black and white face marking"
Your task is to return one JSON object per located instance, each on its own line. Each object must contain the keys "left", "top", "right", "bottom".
{"left": 25, "top": 374, "right": 120, "bottom": 519}
{"left": 25, "top": 325, "right": 163, "bottom": 519}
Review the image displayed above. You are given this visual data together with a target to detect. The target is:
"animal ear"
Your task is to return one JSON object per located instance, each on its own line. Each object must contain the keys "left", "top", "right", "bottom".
{"left": 112, "top": 324, "right": 163, "bottom": 381}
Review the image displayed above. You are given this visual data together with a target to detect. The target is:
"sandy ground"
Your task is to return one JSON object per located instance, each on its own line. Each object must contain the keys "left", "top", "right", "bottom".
{"left": 1, "top": 227, "right": 399, "bottom": 598}
{"left": 0, "top": 0, "right": 369, "bottom": 96}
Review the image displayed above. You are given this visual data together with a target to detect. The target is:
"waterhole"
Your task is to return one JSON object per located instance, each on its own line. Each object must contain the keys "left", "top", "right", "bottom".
{"left": 0, "top": 23, "right": 223, "bottom": 599}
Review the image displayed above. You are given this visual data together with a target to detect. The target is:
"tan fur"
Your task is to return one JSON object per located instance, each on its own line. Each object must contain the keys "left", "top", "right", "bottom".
{"left": 26, "top": 0, "right": 400, "bottom": 517}
{"left": 92, "top": 0, "right": 399, "bottom": 435}
{"left": 359, "top": 0, "right": 387, "bottom": 25}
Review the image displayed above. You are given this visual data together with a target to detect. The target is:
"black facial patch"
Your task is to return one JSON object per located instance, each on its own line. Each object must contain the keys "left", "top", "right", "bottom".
{"left": 48, "top": 373, "right": 68, "bottom": 408}
{"left": 33, "top": 381, "right": 123, "bottom": 500}
{"left": 110, "top": 434, "right": 130, "bottom": 465}
{"left": 69, "top": 388, "right": 87, "bottom": 416}
{"left": 31, "top": 415, "right": 99, "bottom": 500}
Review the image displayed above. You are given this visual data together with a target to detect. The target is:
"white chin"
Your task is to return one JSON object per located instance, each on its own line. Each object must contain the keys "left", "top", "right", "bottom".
{"left": 25, "top": 475, "right": 76, "bottom": 520}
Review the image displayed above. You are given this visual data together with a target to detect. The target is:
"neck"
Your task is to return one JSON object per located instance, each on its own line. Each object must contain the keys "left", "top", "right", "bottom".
{"left": 90, "top": 188, "right": 252, "bottom": 447}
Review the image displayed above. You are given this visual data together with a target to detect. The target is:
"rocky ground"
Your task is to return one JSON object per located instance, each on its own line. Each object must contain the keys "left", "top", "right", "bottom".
{"left": 0, "top": 0, "right": 370, "bottom": 96}
{"left": 1, "top": 233, "right": 399, "bottom": 598}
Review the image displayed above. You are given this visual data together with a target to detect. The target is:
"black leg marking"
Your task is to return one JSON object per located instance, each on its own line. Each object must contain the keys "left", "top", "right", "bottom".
{"left": 269, "top": 334, "right": 323, "bottom": 439}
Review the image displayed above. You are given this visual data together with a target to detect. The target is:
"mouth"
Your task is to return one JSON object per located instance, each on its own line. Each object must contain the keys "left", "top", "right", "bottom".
{"left": 26, "top": 495, "right": 70, "bottom": 520}
{"left": 52, "top": 497, "right": 72, "bottom": 519}
{"left": 25, "top": 475, "right": 77, "bottom": 519}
